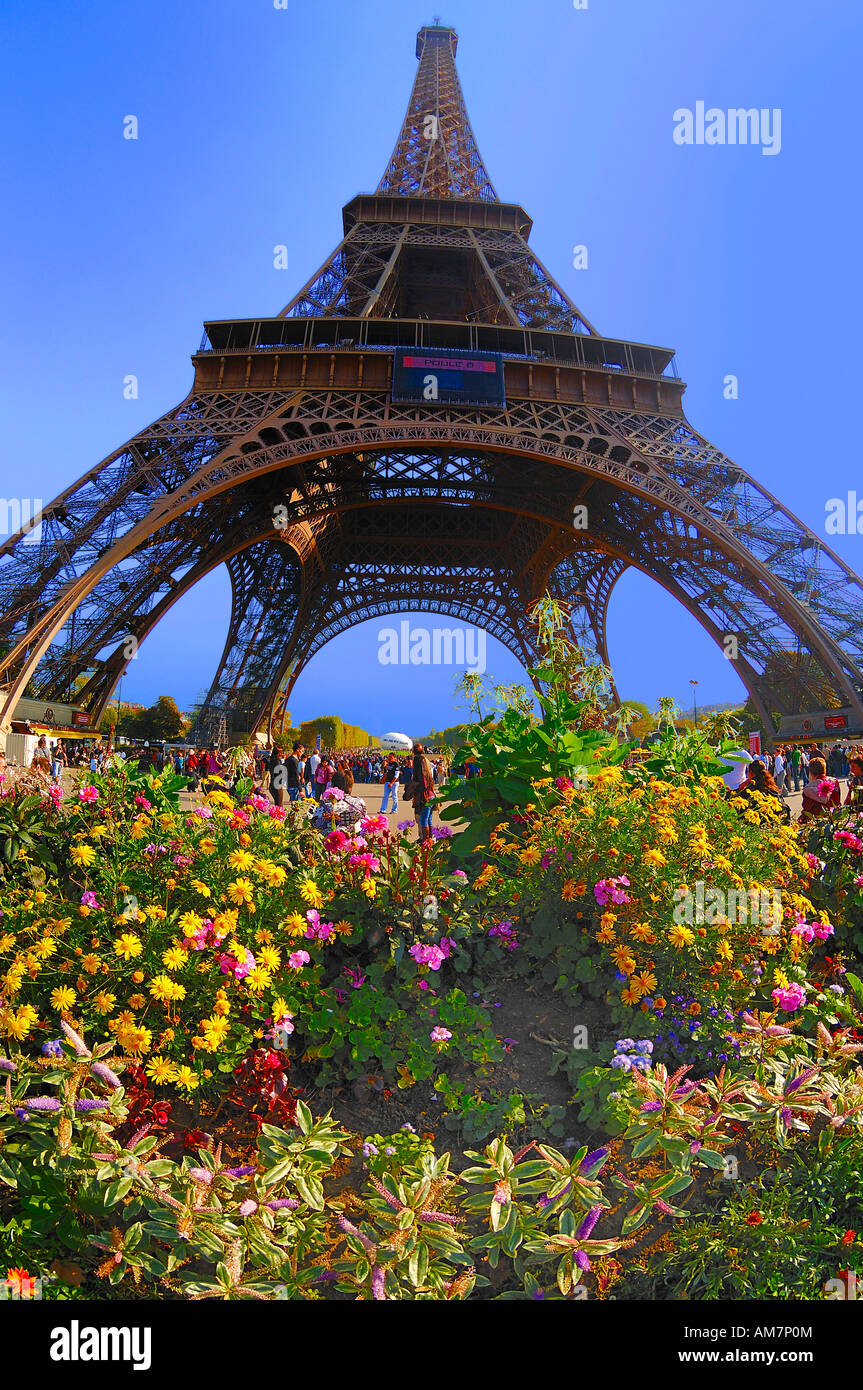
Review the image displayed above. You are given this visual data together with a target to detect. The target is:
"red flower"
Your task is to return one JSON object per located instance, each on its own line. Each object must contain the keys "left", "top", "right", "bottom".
{"left": 841, "top": 1230, "right": 856, "bottom": 1246}
{"left": 745, "top": 1211, "right": 763, "bottom": 1226}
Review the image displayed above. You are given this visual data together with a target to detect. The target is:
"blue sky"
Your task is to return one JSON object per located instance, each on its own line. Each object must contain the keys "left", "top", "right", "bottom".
{"left": 2, "top": 0, "right": 861, "bottom": 736}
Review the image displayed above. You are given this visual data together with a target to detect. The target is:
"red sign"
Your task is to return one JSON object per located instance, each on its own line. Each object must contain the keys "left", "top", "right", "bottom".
{"left": 72, "top": 711, "right": 90, "bottom": 727}
{"left": 825, "top": 715, "right": 847, "bottom": 730}
{"left": 748, "top": 732, "right": 761, "bottom": 756}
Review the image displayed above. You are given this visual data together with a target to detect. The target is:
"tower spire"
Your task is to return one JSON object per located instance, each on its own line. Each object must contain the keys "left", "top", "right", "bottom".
{"left": 377, "top": 24, "right": 497, "bottom": 202}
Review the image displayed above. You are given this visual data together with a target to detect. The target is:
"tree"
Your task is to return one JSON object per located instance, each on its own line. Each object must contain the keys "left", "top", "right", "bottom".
{"left": 136, "top": 696, "right": 185, "bottom": 742}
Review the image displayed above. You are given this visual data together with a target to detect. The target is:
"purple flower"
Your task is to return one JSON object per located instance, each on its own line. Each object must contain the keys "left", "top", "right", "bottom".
{"left": 24, "top": 1097, "right": 62, "bottom": 1111}
{"left": 41, "top": 1040, "right": 64, "bottom": 1059}
{"left": 60, "top": 1018, "right": 90, "bottom": 1058}
{"left": 266, "top": 1198, "right": 300, "bottom": 1210}
{"left": 75, "top": 1099, "right": 109, "bottom": 1112}
{"left": 80, "top": 890, "right": 102, "bottom": 910}
{"left": 640, "top": 1101, "right": 663, "bottom": 1112}
{"left": 221, "top": 1165, "right": 256, "bottom": 1178}
{"left": 90, "top": 1061, "right": 122, "bottom": 1089}
{"left": 575, "top": 1205, "right": 603, "bottom": 1241}
{"left": 0, "top": 1057, "right": 19, "bottom": 1073}
{"left": 578, "top": 1147, "right": 608, "bottom": 1176}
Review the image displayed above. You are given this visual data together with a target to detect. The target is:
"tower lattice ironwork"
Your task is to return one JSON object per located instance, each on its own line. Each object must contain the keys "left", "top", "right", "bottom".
{"left": 1, "top": 23, "right": 862, "bottom": 741}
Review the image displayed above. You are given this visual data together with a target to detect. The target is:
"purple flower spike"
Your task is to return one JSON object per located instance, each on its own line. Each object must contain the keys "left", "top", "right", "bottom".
{"left": 90, "top": 1061, "right": 122, "bottom": 1089}
{"left": 640, "top": 1100, "right": 663, "bottom": 1112}
{"left": 266, "top": 1198, "right": 300, "bottom": 1210}
{"left": 75, "top": 1099, "right": 109, "bottom": 1112}
{"left": 0, "top": 1057, "right": 17, "bottom": 1074}
{"left": 371, "top": 1266, "right": 387, "bottom": 1301}
{"left": 221, "top": 1165, "right": 257, "bottom": 1178}
{"left": 575, "top": 1205, "right": 603, "bottom": 1241}
{"left": 59, "top": 1019, "right": 90, "bottom": 1058}
{"left": 24, "top": 1097, "right": 62, "bottom": 1111}
{"left": 578, "top": 1147, "right": 608, "bottom": 1175}
{"left": 574, "top": 1249, "right": 591, "bottom": 1272}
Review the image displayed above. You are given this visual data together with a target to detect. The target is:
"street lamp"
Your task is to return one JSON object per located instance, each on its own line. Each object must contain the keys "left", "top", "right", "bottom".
{"left": 690, "top": 679, "right": 699, "bottom": 728}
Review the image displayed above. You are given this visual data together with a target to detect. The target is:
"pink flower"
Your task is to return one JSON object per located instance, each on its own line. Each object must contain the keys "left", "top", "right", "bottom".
{"left": 325, "top": 829, "right": 350, "bottom": 853}
{"left": 273, "top": 1012, "right": 294, "bottom": 1036}
{"left": 267, "top": 804, "right": 287, "bottom": 821}
{"left": 593, "top": 875, "right": 631, "bottom": 907}
{"left": 78, "top": 785, "right": 99, "bottom": 804}
{"left": 360, "top": 815, "right": 388, "bottom": 836}
{"left": 218, "top": 946, "right": 255, "bottom": 980}
{"left": 288, "top": 950, "right": 310, "bottom": 970}
{"left": 238, "top": 1199, "right": 258, "bottom": 1217}
{"left": 133, "top": 794, "right": 152, "bottom": 810}
{"left": 430, "top": 1026, "right": 452, "bottom": 1043}
{"left": 854, "top": 875, "right": 863, "bottom": 889}
{"left": 771, "top": 983, "right": 807, "bottom": 1012}
{"left": 345, "top": 967, "right": 366, "bottom": 989}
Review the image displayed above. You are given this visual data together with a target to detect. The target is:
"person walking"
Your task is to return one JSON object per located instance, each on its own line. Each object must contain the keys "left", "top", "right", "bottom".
{"left": 269, "top": 745, "right": 289, "bottom": 806}
{"left": 380, "top": 756, "right": 400, "bottom": 814}
{"left": 285, "top": 742, "right": 305, "bottom": 802}
{"left": 314, "top": 755, "right": 333, "bottom": 801}
{"left": 788, "top": 744, "right": 802, "bottom": 792}
{"left": 773, "top": 745, "right": 787, "bottom": 796}
{"left": 410, "top": 744, "right": 436, "bottom": 842}
{"left": 305, "top": 746, "right": 320, "bottom": 798}
{"left": 51, "top": 739, "right": 67, "bottom": 784}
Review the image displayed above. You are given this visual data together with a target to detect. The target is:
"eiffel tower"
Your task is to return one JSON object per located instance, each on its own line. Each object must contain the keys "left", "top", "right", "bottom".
{"left": 2, "top": 22, "right": 862, "bottom": 743}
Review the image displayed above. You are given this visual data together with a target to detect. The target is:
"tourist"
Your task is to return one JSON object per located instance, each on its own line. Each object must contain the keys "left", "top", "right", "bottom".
{"left": 51, "top": 739, "right": 67, "bottom": 784}
{"left": 732, "top": 759, "right": 791, "bottom": 823}
{"left": 410, "top": 743, "right": 436, "bottom": 842}
{"left": 380, "top": 756, "right": 400, "bottom": 814}
{"left": 305, "top": 746, "right": 320, "bottom": 797}
{"left": 32, "top": 735, "right": 52, "bottom": 777}
{"left": 717, "top": 746, "right": 753, "bottom": 793}
{"left": 269, "top": 745, "right": 289, "bottom": 806}
{"left": 202, "top": 744, "right": 223, "bottom": 792}
{"left": 314, "top": 755, "right": 333, "bottom": 801}
{"left": 799, "top": 756, "right": 841, "bottom": 821}
{"left": 846, "top": 756, "right": 863, "bottom": 806}
{"left": 285, "top": 742, "right": 305, "bottom": 802}
{"left": 772, "top": 745, "right": 786, "bottom": 795}
{"left": 788, "top": 744, "right": 802, "bottom": 792}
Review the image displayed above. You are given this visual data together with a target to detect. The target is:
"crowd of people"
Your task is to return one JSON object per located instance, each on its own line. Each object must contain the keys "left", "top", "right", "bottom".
{"left": 721, "top": 741, "right": 863, "bottom": 823}
{"left": 257, "top": 742, "right": 449, "bottom": 841}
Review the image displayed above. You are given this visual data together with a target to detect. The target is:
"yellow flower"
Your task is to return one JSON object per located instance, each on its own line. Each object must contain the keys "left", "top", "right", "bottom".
{"left": 50, "top": 986, "right": 76, "bottom": 1011}
{"left": 258, "top": 945, "right": 281, "bottom": 971}
{"left": 299, "top": 881, "right": 323, "bottom": 909}
{"left": 34, "top": 937, "right": 58, "bottom": 960}
{"left": 93, "top": 990, "right": 116, "bottom": 1014}
{"left": 0, "top": 933, "right": 16, "bottom": 953}
{"left": 630, "top": 922, "right": 656, "bottom": 944}
{"left": 114, "top": 933, "right": 143, "bottom": 961}
{"left": 82, "top": 953, "right": 100, "bottom": 975}
{"left": 199, "top": 838, "right": 217, "bottom": 855}
{"left": 716, "top": 940, "right": 733, "bottom": 962}
{"left": 148, "top": 974, "right": 177, "bottom": 1003}
{"left": 191, "top": 879, "right": 212, "bottom": 899}
{"left": 519, "top": 846, "right": 541, "bottom": 866}
{"left": 360, "top": 878, "right": 377, "bottom": 900}
{"left": 284, "top": 912, "right": 307, "bottom": 937}
{"left": 561, "top": 879, "right": 579, "bottom": 901}
{"left": 70, "top": 844, "right": 97, "bottom": 868}
{"left": 642, "top": 848, "right": 666, "bottom": 869}
{"left": 667, "top": 924, "right": 695, "bottom": 949}
{"left": 228, "top": 849, "right": 256, "bottom": 871}
{"left": 116, "top": 1023, "right": 152, "bottom": 1055}
{"left": 179, "top": 911, "right": 204, "bottom": 937}
{"left": 610, "top": 947, "right": 636, "bottom": 975}
{"left": 145, "top": 1055, "right": 178, "bottom": 1084}
{"left": 128, "top": 994, "right": 146, "bottom": 1010}
{"left": 620, "top": 986, "right": 641, "bottom": 1006}
{"left": 334, "top": 920, "right": 353, "bottom": 937}
{"left": 174, "top": 1065, "right": 199, "bottom": 1091}
{"left": 633, "top": 970, "right": 657, "bottom": 996}
{"left": 162, "top": 946, "right": 189, "bottom": 971}
{"left": 144, "top": 905, "right": 167, "bottom": 921}
{"left": 227, "top": 878, "right": 255, "bottom": 907}
{"left": 244, "top": 966, "right": 273, "bottom": 993}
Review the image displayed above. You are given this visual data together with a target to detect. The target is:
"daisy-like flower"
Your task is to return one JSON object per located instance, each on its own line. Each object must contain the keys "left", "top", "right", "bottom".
{"left": 258, "top": 945, "right": 281, "bottom": 971}
{"left": 162, "top": 946, "right": 189, "bottom": 971}
{"left": 299, "top": 881, "right": 323, "bottom": 909}
{"left": 93, "top": 990, "right": 116, "bottom": 1014}
{"left": 145, "top": 1055, "right": 178, "bottom": 1084}
{"left": 50, "top": 986, "right": 76, "bottom": 1011}
{"left": 667, "top": 923, "right": 695, "bottom": 949}
{"left": 148, "top": 974, "right": 176, "bottom": 1003}
{"left": 114, "top": 933, "right": 143, "bottom": 961}
{"left": 227, "top": 878, "right": 254, "bottom": 907}
{"left": 228, "top": 849, "right": 256, "bottom": 871}
{"left": 174, "top": 1065, "right": 199, "bottom": 1091}
{"left": 78, "top": 786, "right": 99, "bottom": 804}
{"left": 70, "top": 844, "right": 97, "bottom": 868}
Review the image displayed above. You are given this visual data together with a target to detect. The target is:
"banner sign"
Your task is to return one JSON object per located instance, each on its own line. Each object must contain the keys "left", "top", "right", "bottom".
{"left": 392, "top": 349, "right": 506, "bottom": 407}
